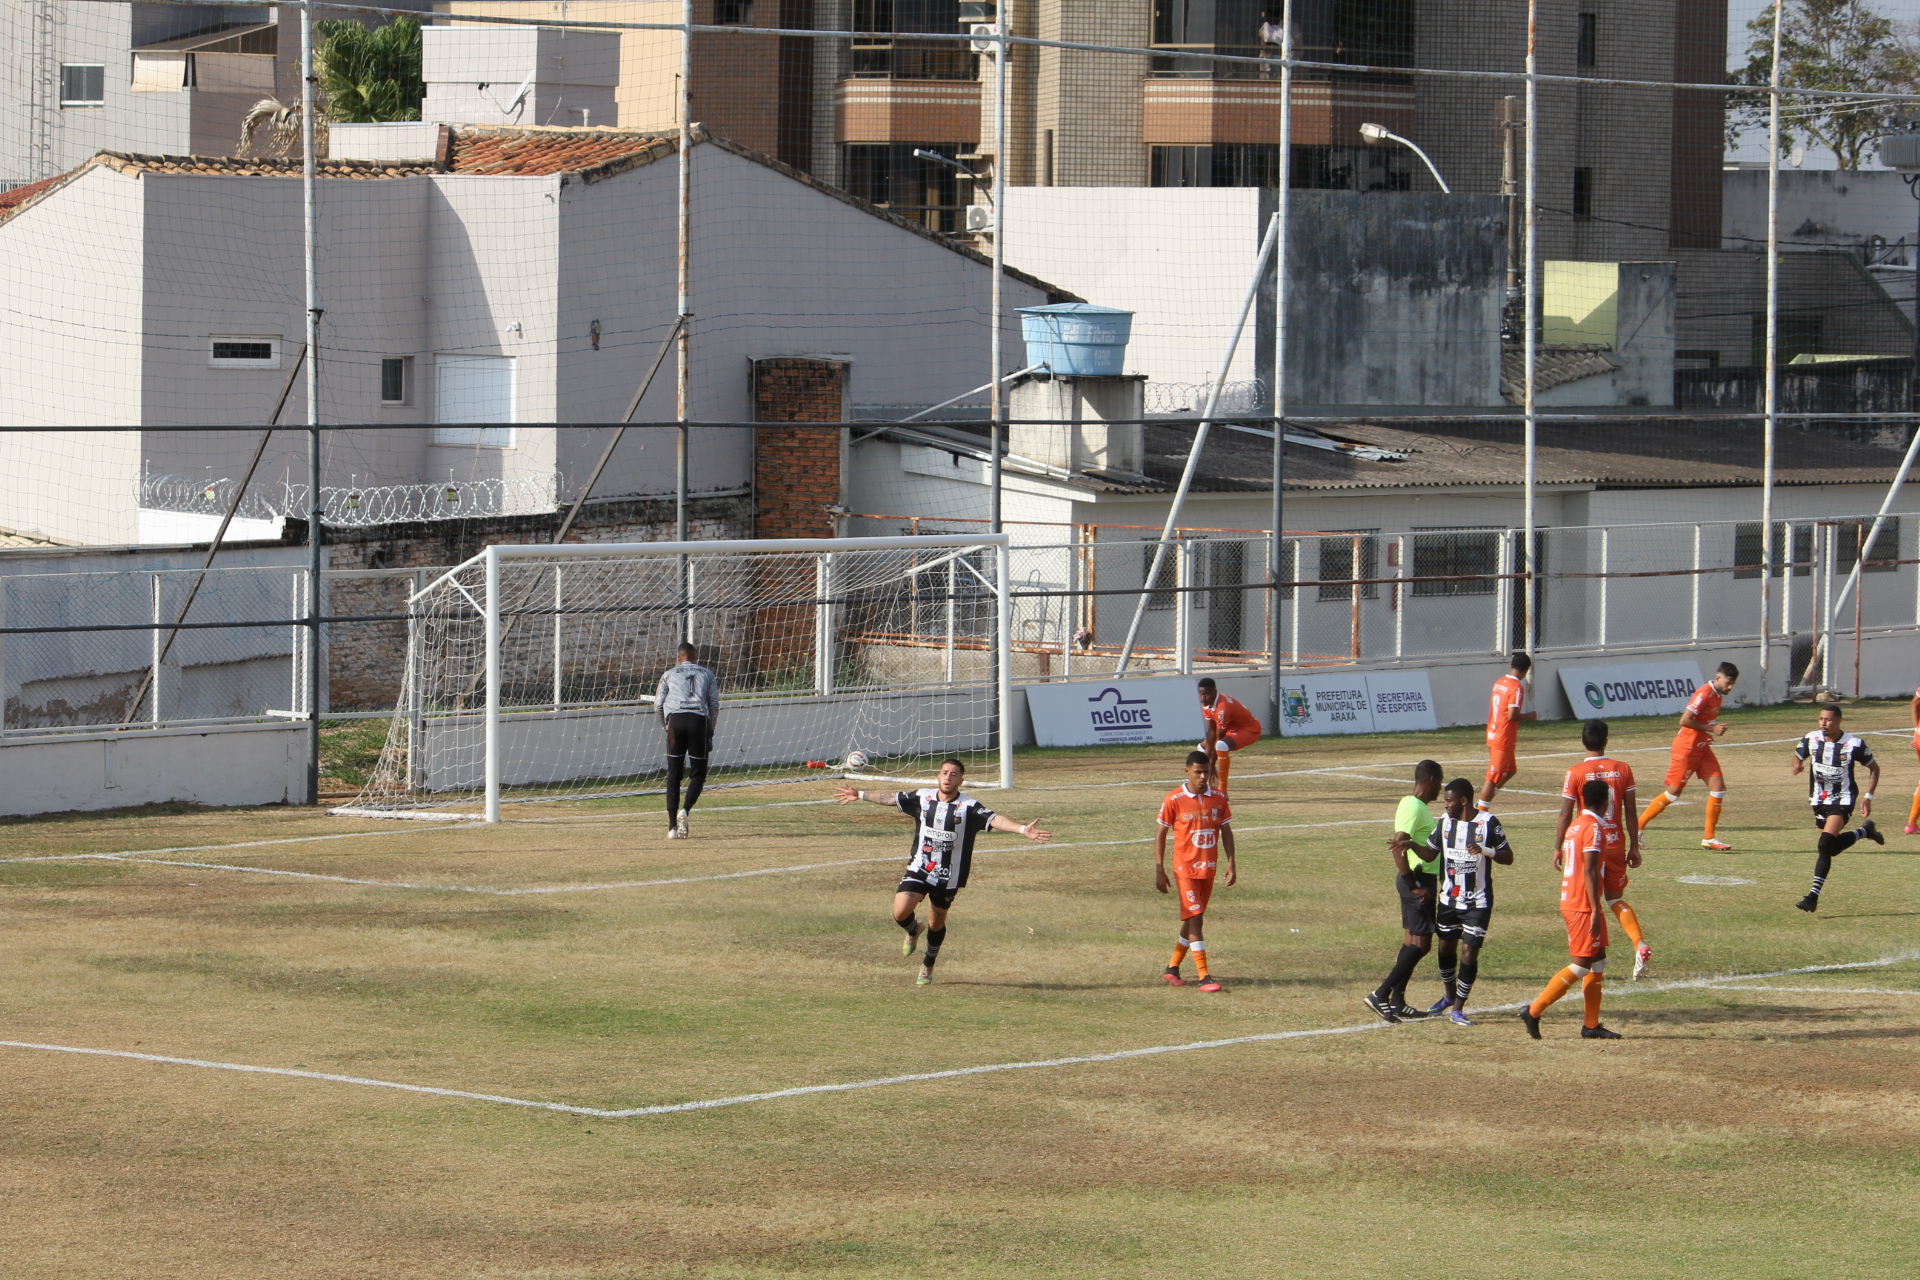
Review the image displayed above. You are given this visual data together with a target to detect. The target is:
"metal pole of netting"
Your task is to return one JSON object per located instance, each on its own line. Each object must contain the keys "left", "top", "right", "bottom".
{"left": 484, "top": 548, "right": 501, "bottom": 823}
{"left": 1760, "top": 0, "right": 1782, "bottom": 697}
{"left": 301, "top": 3, "right": 322, "bottom": 805}
{"left": 1270, "top": 0, "right": 1292, "bottom": 727}
{"left": 1116, "top": 212, "right": 1279, "bottom": 674}
{"left": 1521, "top": 0, "right": 1538, "bottom": 663}
{"left": 1804, "top": 426, "right": 1920, "bottom": 685}
{"left": 676, "top": 0, "right": 693, "bottom": 641}
{"left": 989, "top": 8, "right": 1009, "bottom": 776}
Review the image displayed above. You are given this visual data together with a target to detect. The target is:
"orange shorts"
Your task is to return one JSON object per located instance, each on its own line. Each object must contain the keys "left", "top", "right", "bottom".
{"left": 1218, "top": 727, "right": 1260, "bottom": 751}
{"left": 1665, "top": 740, "right": 1721, "bottom": 790}
{"left": 1602, "top": 855, "right": 1629, "bottom": 900}
{"left": 1487, "top": 735, "right": 1518, "bottom": 783}
{"left": 1562, "top": 908, "right": 1608, "bottom": 958}
{"left": 1176, "top": 875, "right": 1214, "bottom": 921}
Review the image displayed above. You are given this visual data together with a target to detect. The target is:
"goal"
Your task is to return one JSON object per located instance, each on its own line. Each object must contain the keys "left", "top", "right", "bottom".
{"left": 338, "top": 534, "right": 1014, "bottom": 822}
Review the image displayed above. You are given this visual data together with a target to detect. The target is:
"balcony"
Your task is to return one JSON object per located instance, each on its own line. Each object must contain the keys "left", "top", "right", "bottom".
{"left": 837, "top": 78, "right": 982, "bottom": 145}
{"left": 1142, "top": 77, "right": 1414, "bottom": 147}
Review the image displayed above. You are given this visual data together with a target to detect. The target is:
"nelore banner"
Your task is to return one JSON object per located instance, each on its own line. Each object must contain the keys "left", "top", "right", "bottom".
{"left": 1558, "top": 662, "right": 1704, "bottom": 720}
{"left": 1278, "top": 671, "right": 1440, "bottom": 737}
{"left": 1023, "top": 676, "right": 1207, "bottom": 747}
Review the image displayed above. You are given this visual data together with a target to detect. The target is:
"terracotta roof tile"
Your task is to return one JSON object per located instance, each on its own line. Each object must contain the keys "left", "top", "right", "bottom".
{"left": 0, "top": 172, "right": 69, "bottom": 214}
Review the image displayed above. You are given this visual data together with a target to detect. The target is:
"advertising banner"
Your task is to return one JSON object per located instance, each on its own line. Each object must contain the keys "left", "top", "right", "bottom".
{"left": 1278, "top": 671, "right": 1439, "bottom": 736}
{"left": 1558, "top": 661, "right": 1704, "bottom": 720}
{"left": 1023, "top": 676, "right": 1208, "bottom": 747}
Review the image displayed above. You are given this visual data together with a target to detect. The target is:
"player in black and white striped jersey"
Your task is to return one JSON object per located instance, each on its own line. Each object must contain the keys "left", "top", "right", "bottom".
{"left": 836, "top": 758, "right": 1050, "bottom": 984}
{"left": 1793, "top": 704, "right": 1883, "bottom": 912}
{"left": 1425, "top": 778, "right": 1513, "bottom": 1026}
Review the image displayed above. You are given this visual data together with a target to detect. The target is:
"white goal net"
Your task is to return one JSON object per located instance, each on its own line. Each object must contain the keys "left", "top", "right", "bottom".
{"left": 340, "top": 535, "right": 1012, "bottom": 821}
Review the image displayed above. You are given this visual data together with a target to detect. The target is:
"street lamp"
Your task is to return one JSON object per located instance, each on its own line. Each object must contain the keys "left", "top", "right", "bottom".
{"left": 1358, "top": 122, "right": 1451, "bottom": 194}
{"left": 913, "top": 147, "right": 989, "bottom": 202}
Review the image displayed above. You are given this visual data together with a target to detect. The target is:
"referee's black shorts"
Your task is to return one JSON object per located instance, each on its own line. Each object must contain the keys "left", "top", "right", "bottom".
{"left": 1397, "top": 871, "right": 1437, "bottom": 935}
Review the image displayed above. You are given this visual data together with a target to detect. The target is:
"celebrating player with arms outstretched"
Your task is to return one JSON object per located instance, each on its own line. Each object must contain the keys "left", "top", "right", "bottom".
{"left": 1556, "top": 719, "right": 1652, "bottom": 979}
{"left": 1197, "top": 678, "right": 1261, "bottom": 794}
{"left": 1792, "top": 705, "right": 1883, "bottom": 913}
{"left": 1638, "top": 662, "right": 1736, "bottom": 850}
{"left": 1478, "top": 653, "right": 1535, "bottom": 811}
{"left": 1156, "top": 751, "right": 1237, "bottom": 992}
{"left": 1523, "top": 778, "right": 1620, "bottom": 1040}
{"left": 836, "top": 759, "right": 1050, "bottom": 984}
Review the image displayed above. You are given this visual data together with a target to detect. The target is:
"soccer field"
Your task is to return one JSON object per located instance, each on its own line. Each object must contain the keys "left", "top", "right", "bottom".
{"left": 3, "top": 701, "right": 1917, "bottom": 1278}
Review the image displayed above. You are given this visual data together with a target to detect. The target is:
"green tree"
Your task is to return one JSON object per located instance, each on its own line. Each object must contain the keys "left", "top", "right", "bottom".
{"left": 315, "top": 15, "right": 425, "bottom": 124}
{"left": 1729, "top": 0, "right": 1920, "bottom": 169}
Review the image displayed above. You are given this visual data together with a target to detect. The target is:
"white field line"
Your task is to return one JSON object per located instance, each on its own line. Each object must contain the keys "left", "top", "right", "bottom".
{"left": 0, "top": 826, "right": 480, "bottom": 866}
{"left": 4, "top": 953, "right": 1910, "bottom": 1120}
{"left": 0, "top": 813, "right": 1564, "bottom": 896}
{"left": 1698, "top": 985, "right": 1920, "bottom": 996}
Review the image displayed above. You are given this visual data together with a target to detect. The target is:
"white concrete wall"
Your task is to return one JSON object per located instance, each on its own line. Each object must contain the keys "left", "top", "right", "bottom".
{"left": 0, "top": 719, "right": 308, "bottom": 815}
{"left": 1002, "top": 187, "right": 1262, "bottom": 390}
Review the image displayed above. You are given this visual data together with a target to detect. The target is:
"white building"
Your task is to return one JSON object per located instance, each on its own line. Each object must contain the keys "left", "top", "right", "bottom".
{"left": 0, "top": 124, "right": 1061, "bottom": 545}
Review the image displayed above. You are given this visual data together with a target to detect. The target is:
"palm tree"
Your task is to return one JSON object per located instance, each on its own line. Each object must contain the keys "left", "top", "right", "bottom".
{"left": 236, "top": 16, "right": 424, "bottom": 157}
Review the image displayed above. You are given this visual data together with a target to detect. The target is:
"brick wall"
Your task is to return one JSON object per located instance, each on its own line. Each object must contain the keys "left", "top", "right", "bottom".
{"left": 752, "top": 358, "right": 847, "bottom": 541}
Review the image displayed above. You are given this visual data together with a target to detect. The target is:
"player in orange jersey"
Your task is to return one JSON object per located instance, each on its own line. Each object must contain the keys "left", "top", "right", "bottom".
{"left": 1523, "top": 778, "right": 1620, "bottom": 1040}
{"left": 1197, "top": 677, "right": 1262, "bottom": 793}
{"left": 1478, "top": 652, "right": 1536, "bottom": 811}
{"left": 1637, "top": 662, "right": 1737, "bottom": 850}
{"left": 1906, "top": 686, "right": 1920, "bottom": 836}
{"left": 1156, "top": 750, "right": 1237, "bottom": 993}
{"left": 1555, "top": 719, "right": 1652, "bottom": 980}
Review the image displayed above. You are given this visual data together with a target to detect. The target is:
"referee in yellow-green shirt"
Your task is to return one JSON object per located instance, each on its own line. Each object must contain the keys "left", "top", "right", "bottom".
{"left": 1365, "top": 759, "right": 1444, "bottom": 1023}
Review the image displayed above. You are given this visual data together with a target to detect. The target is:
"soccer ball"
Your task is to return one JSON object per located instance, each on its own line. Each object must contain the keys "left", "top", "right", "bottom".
{"left": 844, "top": 750, "right": 870, "bottom": 772}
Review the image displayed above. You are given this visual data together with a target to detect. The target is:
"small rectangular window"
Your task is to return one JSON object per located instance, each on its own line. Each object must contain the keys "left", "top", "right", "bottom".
{"left": 210, "top": 336, "right": 280, "bottom": 368}
{"left": 1141, "top": 541, "right": 1177, "bottom": 610}
{"left": 1318, "top": 532, "right": 1379, "bottom": 602}
{"left": 714, "top": 0, "right": 752, "bottom": 22}
{"left": 1734, "top": 521, "right": 1813, "bottom": 579}
{"left": 1412, "top": 529, "right": 1499, "bottom": 597}
{"left": 60, "top": 64, "right": 104, "bottom": 106}
{"left": 1577, "top": 13, "right": 1596, "bottom": 68}
{"left": 1572, "top": 167, "right": 1593, "bottom": 220}
{"left": 1838, "top": 518, "right": 1900, "bottom": 575}
{"left": 381, "top": 357, "right": 410, "bottom": 405}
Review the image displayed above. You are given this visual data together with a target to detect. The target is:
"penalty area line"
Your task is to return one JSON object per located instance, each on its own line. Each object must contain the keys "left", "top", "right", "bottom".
{"left": 8, "top": 953, "right": 1911, "bottom": 1121}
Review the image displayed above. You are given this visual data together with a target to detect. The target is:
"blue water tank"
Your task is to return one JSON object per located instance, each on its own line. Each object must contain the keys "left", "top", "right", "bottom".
{"left": 1018, "top": 303, "right": 1134, "bottom": 377}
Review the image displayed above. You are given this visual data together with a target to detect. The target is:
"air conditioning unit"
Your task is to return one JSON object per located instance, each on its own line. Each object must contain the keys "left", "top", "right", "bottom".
{"left": 965, "top": 204, "right": 993, "bottom": 233}
{"left": 970, "top": 22, "right": 1001, "bottom": 53}
{"left": 1879, "top": 133, "right": 1920, "bottom": 172}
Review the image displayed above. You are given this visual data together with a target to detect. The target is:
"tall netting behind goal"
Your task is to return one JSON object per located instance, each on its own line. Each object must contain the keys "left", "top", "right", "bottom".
{"left": 341, "top": 535, "right": 1012, "bottom": 820}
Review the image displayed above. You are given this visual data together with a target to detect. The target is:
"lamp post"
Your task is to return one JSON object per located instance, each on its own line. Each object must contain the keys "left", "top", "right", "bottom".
{"left": 1358, "top": 122, "right": 1451, "bottom": 193}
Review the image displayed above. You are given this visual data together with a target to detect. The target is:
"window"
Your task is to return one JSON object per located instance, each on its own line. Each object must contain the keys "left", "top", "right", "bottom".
{"left": 1572, "top": 167, "right": 1593, "bottom": 220}
{"left": 210, "top": 336, "right": 280, "bottom": 368}
{"left": 1734, "top": 521, "right": 1813, "bottom": 579}
{"left": 1411, "top": 529, "right": 1499, "bottom": 597}
{"left": 1751, "top": 313, "right": 1823, "bottom": 366}
{"left": 1838, "top": 518, "right": 1901, "bottom": 575}
{"left": 1317, "top": 532, "right": 1379, "bottom": 602}
{"left": 1577, "top": 13, "right": 1596, "bottom": 67}
{"left": 714, "top": 0, "right": 753, "bottom": 23}
{"left": 1141, "top": 541, "right": 1178, "bottom": 610}
{"left": 841, "top": 143, "right": 964, "bottom": 233}
{"left": 380, "top": 357, "right": 411, "bottom": 405}
{"left": 59, "top": 64, "right": 104, "bottom": 106}
{"left": 434, "top": 355, "right": 514, "bottom": 446}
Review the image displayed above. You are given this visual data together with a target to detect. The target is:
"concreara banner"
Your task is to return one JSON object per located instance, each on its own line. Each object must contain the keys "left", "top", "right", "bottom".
{"left": 1278, "top": 671, "right": 1439, "bottom": 737}
{"left": 1023, "top": 675, "right": 1207, "bottom": 747}
{"left": 1558, "top": 661, "right": 1704, "bottom": 720}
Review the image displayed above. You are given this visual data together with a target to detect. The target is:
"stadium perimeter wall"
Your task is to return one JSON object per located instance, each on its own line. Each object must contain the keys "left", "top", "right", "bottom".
{"left": 0, "top": 720, "right": 310, "bottom": 817}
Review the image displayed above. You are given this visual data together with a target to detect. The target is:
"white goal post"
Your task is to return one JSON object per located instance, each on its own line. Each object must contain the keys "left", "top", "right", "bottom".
{"left": 339, "top": 534, "right": 1014, "bottom": 823}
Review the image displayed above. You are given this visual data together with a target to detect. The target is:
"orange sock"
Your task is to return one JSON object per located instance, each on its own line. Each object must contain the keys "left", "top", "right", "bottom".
{"left": 1529, "top": 966, "right": 1579, "bottom": 1018}
{"left": 1907, "top": 788, "right": 1920, "bottom": 830}
{"left": 1582, "top": 972, "right": 1604, "bottom": 1028}
{"left": 1169, "top": 940, "right": 1189, "bottom": 970}
{"left": 1703, "top": 794, "right": 1725, "bottom": 840}
{"left": 1638, "top": 793, "right": 1672, "bottom": 831}
{"left": 1611, "top": 900, "right": 1645, "bottom": 947}
{"left": 1190, "top": 940, "right": 1210, "bottom": 979}
{"left": 1214, "top": 753, "right": 1231, "bottom": 793}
